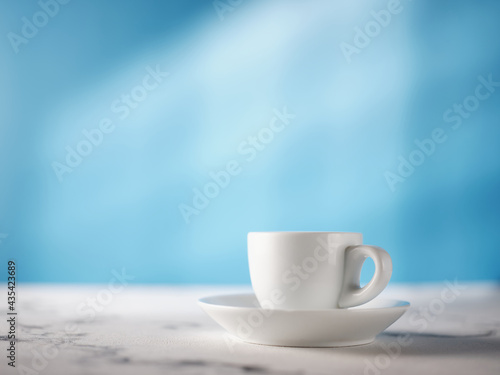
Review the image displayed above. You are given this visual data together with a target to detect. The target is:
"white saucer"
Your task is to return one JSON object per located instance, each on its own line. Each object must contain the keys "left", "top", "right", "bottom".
{"left": 198, "top": 293, "right": 409, "bottom": 347}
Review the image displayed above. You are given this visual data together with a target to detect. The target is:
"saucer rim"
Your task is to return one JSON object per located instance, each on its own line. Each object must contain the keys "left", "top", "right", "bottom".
{"left": 198, "top": 293, "right": 410, "bottom": 312}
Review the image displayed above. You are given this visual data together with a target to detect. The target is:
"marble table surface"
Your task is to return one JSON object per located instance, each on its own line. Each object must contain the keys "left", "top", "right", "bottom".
{"left": 1, "top": 282, "right": 500, "bottom": 375}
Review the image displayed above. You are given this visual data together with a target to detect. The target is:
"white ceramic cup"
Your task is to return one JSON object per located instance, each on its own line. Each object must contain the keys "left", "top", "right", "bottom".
{"left": 248, "top": 232, "right": 392, "bottom": 310}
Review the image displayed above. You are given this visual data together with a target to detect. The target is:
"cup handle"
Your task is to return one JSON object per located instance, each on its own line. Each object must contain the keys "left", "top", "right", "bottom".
{"left": 338, "top": 245, "right": 392, "bottom": 308}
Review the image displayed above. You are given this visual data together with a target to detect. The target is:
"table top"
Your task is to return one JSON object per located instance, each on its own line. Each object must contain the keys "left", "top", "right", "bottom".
{"left": 2, "top": 282, "right": 500, "bottom": 375}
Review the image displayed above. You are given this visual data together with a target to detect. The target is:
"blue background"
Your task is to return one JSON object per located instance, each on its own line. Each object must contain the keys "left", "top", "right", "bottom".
{"left": 1, "top": 0, "right": 499, "bottom": 284}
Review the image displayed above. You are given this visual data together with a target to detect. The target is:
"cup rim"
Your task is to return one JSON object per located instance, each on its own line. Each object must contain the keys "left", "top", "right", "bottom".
{"left": 248, "top": 231, "right": 362, "bottom": 235}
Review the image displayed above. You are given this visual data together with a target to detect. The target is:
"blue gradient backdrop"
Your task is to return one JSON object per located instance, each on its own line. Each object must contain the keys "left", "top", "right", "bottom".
{"left": 1, "top": 0, "right": 499, "bottom": 284}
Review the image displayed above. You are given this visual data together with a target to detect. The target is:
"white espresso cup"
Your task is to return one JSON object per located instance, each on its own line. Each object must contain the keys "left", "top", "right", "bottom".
{"left": 248, "top": 232, "right": 392, "bottom": 310}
